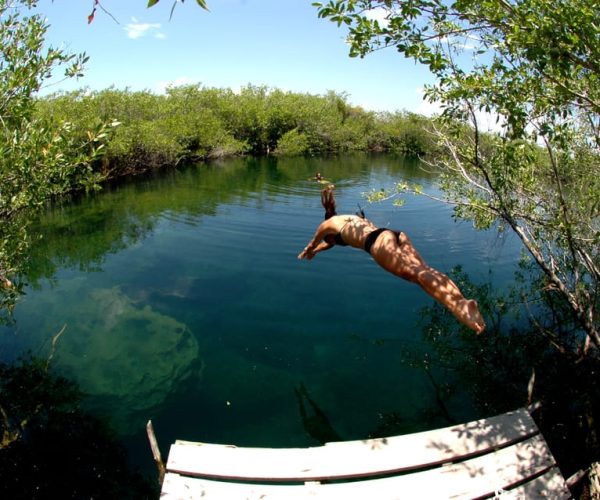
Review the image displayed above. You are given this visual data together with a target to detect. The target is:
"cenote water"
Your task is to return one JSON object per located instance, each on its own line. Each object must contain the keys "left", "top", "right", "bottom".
{"left": 1, "top": 154, "right": 523, "bottom": 480}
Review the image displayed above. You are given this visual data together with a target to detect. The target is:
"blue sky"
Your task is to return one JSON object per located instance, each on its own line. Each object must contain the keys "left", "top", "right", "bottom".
{"left": 35, "top": 0, "right": 436, "bottom": 113}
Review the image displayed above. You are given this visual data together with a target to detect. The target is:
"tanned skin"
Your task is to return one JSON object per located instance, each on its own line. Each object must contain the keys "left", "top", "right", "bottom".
{"left": 298, "top": 186, "right": 485, "bottom": 334}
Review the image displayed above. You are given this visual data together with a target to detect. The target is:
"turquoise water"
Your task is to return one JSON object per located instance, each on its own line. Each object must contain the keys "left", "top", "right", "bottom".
{"left": 1, "top": 155, "right": 522, "bottom": 476}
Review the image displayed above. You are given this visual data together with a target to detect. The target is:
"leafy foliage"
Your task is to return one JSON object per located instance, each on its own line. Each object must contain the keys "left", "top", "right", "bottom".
{"left": 36, "top": 84, "right": 434, "bottom": 166}
{"left": 0, "top": 0, "right": 112, "bottom": 317}
{"left": 315, "top": 0, "right": 600, "bottom": 354}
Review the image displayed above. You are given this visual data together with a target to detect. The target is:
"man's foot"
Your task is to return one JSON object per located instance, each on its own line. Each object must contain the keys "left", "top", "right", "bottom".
{"left": 458, "top": 299, "right": 486, "bottom": 334}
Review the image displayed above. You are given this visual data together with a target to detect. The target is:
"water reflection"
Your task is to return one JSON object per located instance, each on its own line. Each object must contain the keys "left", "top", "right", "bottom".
{"left": 0, "top": 154, "right": 523, "bottom": 479}
{"left": 0, "top": 356, "right": 156, "bottom": 498}
{"left": 25, "top": 154, "right": 431, "bottom": 286}
{"left": 403, "top": 266, "right": 600, "bottom": 485}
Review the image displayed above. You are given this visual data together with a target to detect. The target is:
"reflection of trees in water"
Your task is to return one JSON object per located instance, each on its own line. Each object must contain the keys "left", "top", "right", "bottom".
{"left": 320, "top": 266, "right": 597, "bottom": 496}
{"left": 396, "top": 266, "right": 600, "bottom": 492}
{"left": 0, "top": 356, "right": 155, "bottom": 498}
{"left": 0, "top": 155, "right": 442, "bottom": 493}
{"left": 346, "top": 353, "right": 461, "bottom": 440}
{"left": 314, "top": 263, "right": 598, "bottom": 496}
{"left": 23, "top": 154, "right": 425, "bottom": 286}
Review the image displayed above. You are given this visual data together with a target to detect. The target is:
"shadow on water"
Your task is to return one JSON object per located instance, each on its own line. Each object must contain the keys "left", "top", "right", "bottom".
{"left": 0, "top": 355, "right": 156, "bottom": 499}
{"left": 295, "top": 383, "right": 342, "bottom": 445}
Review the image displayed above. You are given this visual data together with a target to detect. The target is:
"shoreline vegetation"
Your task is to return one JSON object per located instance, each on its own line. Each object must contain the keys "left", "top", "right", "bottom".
{"left": 35, "top": 84, "right": 437, "bottom": 182}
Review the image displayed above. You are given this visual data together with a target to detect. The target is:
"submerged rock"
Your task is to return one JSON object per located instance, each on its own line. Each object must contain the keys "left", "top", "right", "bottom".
{"left": 50, "top": 285, "right": 201, "bottom": 434}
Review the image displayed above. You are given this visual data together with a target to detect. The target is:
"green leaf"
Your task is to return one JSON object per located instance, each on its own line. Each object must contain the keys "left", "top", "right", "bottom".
{"left": 147, "top": 0, "right": 160, "bottom": 7}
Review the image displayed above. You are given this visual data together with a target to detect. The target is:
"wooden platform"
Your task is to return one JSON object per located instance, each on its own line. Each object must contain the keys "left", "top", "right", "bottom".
{"left": 157, "top": 408, "right": 571, "bottom": 499}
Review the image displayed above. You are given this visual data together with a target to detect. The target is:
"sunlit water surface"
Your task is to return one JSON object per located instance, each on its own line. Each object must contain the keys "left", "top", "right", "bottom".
{"left": 1, "top": 155, "right": 522, "bottom": 478}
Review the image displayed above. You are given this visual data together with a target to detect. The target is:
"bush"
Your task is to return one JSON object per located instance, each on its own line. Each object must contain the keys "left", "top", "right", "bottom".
{"left": 274, "top": 128, "right": 310, "bottom": 156}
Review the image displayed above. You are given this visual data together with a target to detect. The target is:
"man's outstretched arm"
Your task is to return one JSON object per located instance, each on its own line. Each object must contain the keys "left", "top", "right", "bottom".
{"left": 298, "top": 240, "right": 334, "bottom": 260}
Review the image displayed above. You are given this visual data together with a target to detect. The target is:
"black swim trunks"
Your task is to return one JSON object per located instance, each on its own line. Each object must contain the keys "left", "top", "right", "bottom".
{"left": 364, "top": 228, "right": 400, "bottom": 254}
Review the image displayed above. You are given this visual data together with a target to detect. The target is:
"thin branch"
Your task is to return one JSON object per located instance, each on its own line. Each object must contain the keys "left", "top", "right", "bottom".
{"left": 523, "top": 297, "right": 569, "bottom": 355}
{"left": 429, "top": 120, "right": 493, "bottom": 194}
{"left": 95, "top": 1, "right": 120, "bottom": 25}
{"left": 45, "top": 324, "right": 66, "bottom": 371}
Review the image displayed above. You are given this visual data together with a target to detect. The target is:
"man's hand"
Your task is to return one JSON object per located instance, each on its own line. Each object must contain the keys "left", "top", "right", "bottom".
{"left": 298, "top": 246, "right": 315, "bottom": 260}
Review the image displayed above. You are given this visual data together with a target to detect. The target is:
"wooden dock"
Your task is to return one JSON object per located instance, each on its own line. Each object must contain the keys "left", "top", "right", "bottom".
{"left": 153, "top": 407, "right": 572, "bottom": 499}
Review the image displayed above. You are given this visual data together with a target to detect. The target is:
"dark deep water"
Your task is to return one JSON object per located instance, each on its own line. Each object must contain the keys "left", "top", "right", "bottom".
{"left": 0, "top": 154, "right": 524, "bottom": 481}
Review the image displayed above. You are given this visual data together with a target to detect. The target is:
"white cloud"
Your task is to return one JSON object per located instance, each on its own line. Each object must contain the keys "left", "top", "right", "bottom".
{"left": 474, "top": 109, "right": 506, "bottom": 133}
{"left": 438, "top": 34, "right": 480, "bottom": 53}
{"left": 365, "top": 7, "right": 389, "bottom": 27}
{"left": 125, "top": 18, "right": 164, "bottom": 39}
{"left": 414, "top": 87, "right": 442, "bottom": 117}
{"left": 414, "top": 87, "right": 506, "bottom": 133}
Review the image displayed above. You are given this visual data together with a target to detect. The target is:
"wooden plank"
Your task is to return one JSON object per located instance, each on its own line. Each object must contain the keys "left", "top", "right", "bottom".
{"left": 166, "top": 408, "right": 540, "bottom": 481}
{"left": 505, "top": 466, "right": 572, "bottom": 499}
{"left": 161, "top": 435, "right": 565, "bottom": 500}
{"left": 377, "top": 434, "right": 559, "bottom": 499}
{"left": 160, "top": 473, "right": 312, "bottom": 500}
